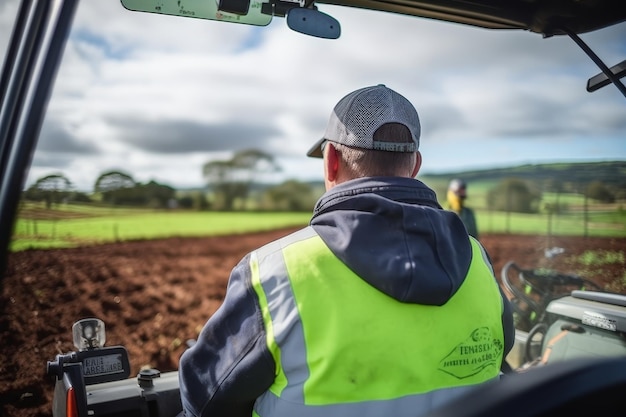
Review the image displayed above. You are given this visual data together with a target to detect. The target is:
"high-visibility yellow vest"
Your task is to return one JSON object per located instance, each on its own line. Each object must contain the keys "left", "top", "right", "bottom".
{"left": 251, "top": 227, "right": 504, "bottom": 417}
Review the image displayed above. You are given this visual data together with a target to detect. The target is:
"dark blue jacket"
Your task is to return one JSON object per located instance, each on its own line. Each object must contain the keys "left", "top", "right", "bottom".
{"left": 178, "top": 176, "right": 515, "bottom": 417}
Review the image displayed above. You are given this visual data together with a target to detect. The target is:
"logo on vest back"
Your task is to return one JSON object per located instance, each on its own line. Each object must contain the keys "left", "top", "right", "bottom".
{"left": 438, "top": 327, "right": 503, "bottom": 379}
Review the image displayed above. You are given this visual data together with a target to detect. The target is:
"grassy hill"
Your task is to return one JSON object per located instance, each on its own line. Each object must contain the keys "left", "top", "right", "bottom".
{"left": 299, "top": 161, "right": 625, "bottom": 196}
{"left": 420, "top": 161, "right": 626, "bottom": 193}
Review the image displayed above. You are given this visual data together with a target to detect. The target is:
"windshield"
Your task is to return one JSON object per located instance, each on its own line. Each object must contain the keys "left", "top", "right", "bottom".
{"left": 0, "top": 1, "right": 625, "bottom": 417}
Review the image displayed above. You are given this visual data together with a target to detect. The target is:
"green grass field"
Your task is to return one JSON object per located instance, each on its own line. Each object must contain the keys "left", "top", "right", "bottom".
{"left": 476, "top": 210, "right": 625, "bottom": 237}
{"left": 10, "top": 197, "right": 626, "bottom": 252}
{"left": 419, "top": 177, "right": 626, "bottom": 237}
{"left": 11, "top": 205, "right": 311, "bottom": 251}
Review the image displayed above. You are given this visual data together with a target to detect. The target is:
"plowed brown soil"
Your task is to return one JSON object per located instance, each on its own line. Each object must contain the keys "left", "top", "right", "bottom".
{"left": 1, "top": 229, "right": 625, "bottom": 417}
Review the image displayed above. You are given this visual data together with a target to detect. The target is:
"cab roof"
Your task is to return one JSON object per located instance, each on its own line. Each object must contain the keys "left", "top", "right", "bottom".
{"left": 317, "top": 0, "right": 626, "bottom": 36}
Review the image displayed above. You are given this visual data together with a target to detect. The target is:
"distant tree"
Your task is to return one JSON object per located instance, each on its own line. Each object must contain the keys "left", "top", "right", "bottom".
{"left": 544, "top": 178, "right": 564, "bottom": 194}
{"left": 141, "top": 180, "right": 176, "bottom": 207}
{"left": 105, "top": 180, "right": 176, "bottom": 207}
{"left": 71, "top": 192, "right": 92, "bottom": 203}
{"left": 94, "top": 170, "right": 136, "bottom": 204}
{"left": 203, "top": 160, "right": 241, "bottom": 210}
{"left": 94, "top": 170, "right": 135, "bottom": 192}
{"left": 486, "top": 178, "right": 541, "bottom": 214}
{"left": 24, "top": 173, "right": 73, "bottom": 208}
{"left": 585, "top": 181, "right": 615, "bottom": 203}
{"left": 190, "top": 191, "right": 210, "bottom": 210}
{"left": 177, "top": 195, "right": 194, "bottom": 209}
{"left": 203, "top": 149, "right": 281, "bottom": 211}
{"left": 261, "top": 180, "right": 318, "bottom": 211}
{"left": 176, "top": 191, "right": 211, "bottom": 210}
{"left": 543, "top": 178, "right": 567, "bottom": 214}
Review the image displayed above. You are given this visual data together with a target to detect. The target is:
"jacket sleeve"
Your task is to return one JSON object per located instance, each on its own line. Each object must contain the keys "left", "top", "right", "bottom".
{"left": 178, "top": 253, "right": 276, "bottom": 417}
{"left": 499, "top": 285, "right": 516, "bottom": 369}
{"left": 476, "top": 239, "right": 515, "bottom": 371}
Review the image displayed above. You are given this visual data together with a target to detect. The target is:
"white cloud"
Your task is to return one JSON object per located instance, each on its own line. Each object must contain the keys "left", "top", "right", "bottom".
{"left": 1, "top": 0, "right": 624, "bottom": 191}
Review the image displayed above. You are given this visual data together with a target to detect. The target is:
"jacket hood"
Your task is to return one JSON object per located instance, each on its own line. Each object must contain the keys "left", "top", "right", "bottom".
{"left": 310, "top": 177, "right": 473, "bottom": 306}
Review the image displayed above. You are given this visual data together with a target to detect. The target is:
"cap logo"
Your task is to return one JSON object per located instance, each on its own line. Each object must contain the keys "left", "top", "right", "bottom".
{"left": 373, "top": 141, "right": 417, "bottom": 152}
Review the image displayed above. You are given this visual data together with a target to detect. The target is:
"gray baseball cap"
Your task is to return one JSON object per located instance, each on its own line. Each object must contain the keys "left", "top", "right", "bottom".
{"left": 307, "top": 84, "right": 421, "bottom": 158}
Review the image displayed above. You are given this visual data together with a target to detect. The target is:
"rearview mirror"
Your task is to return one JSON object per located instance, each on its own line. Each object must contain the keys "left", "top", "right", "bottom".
{"left": 287, "top": 8, "right": 341, "bottom": 39}
{"left": 587, "top": 59, "right": 626, "bottom": 92}
{"left": 120, "top": 0, "right": 272, "bottom": 26}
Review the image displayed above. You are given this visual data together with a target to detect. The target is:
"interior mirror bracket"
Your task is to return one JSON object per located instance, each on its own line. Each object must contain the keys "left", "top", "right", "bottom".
{"left": 562, "top": 26, "right": 626, "bottom": 99}
{"left": 261, "top": 0, "right": 302, "bottom": 17}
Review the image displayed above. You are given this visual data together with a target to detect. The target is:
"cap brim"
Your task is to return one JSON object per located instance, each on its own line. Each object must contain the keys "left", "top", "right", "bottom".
{"left": 306, "top": 138, "right": 326, "bottom": 158}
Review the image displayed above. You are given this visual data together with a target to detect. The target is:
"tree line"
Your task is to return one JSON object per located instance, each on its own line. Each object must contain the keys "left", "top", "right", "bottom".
{"left": 22, "top": 149, "right": 321, "bottom": 212}
{"left": 22, "top": 151, "right": 621, "bottom": 213}
{"left": 429, "top": 161, "right": 626, "bottom": 202}
{"left": 484, "top": 178, "right": 619, "bottom": 213}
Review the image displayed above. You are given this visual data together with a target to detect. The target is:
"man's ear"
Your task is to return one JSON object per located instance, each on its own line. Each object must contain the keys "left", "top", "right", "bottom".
{"left": 411, "top": 151, "right": 422, "bottom": 178}
{"left": 325, "top": 142, "right": 340, "bottom": 182}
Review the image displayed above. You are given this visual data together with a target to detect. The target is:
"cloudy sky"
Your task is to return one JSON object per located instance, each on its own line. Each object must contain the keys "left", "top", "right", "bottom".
{"left": 1, "top": 1, "right": 625, "bottom": 192}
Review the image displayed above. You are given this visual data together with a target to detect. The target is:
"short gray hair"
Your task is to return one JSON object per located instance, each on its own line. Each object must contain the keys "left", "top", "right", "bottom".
{"left": 334, "top": 123, "right": 417, "bottom": 178}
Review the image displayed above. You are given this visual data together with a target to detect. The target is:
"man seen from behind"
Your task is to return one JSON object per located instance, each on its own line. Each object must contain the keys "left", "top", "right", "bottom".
{"left": 178, "top": 84, "right": 515, "bottom": 417}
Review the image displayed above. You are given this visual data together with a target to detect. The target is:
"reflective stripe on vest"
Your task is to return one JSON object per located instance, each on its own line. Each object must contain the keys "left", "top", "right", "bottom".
{"left": 251, "top": 226, "right": 504, "bottom": 417}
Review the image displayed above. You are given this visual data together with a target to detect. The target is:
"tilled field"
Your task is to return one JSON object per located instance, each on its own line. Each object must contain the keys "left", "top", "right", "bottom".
{"left": 1, "top": 229, "right": 625, "bottom": 417}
